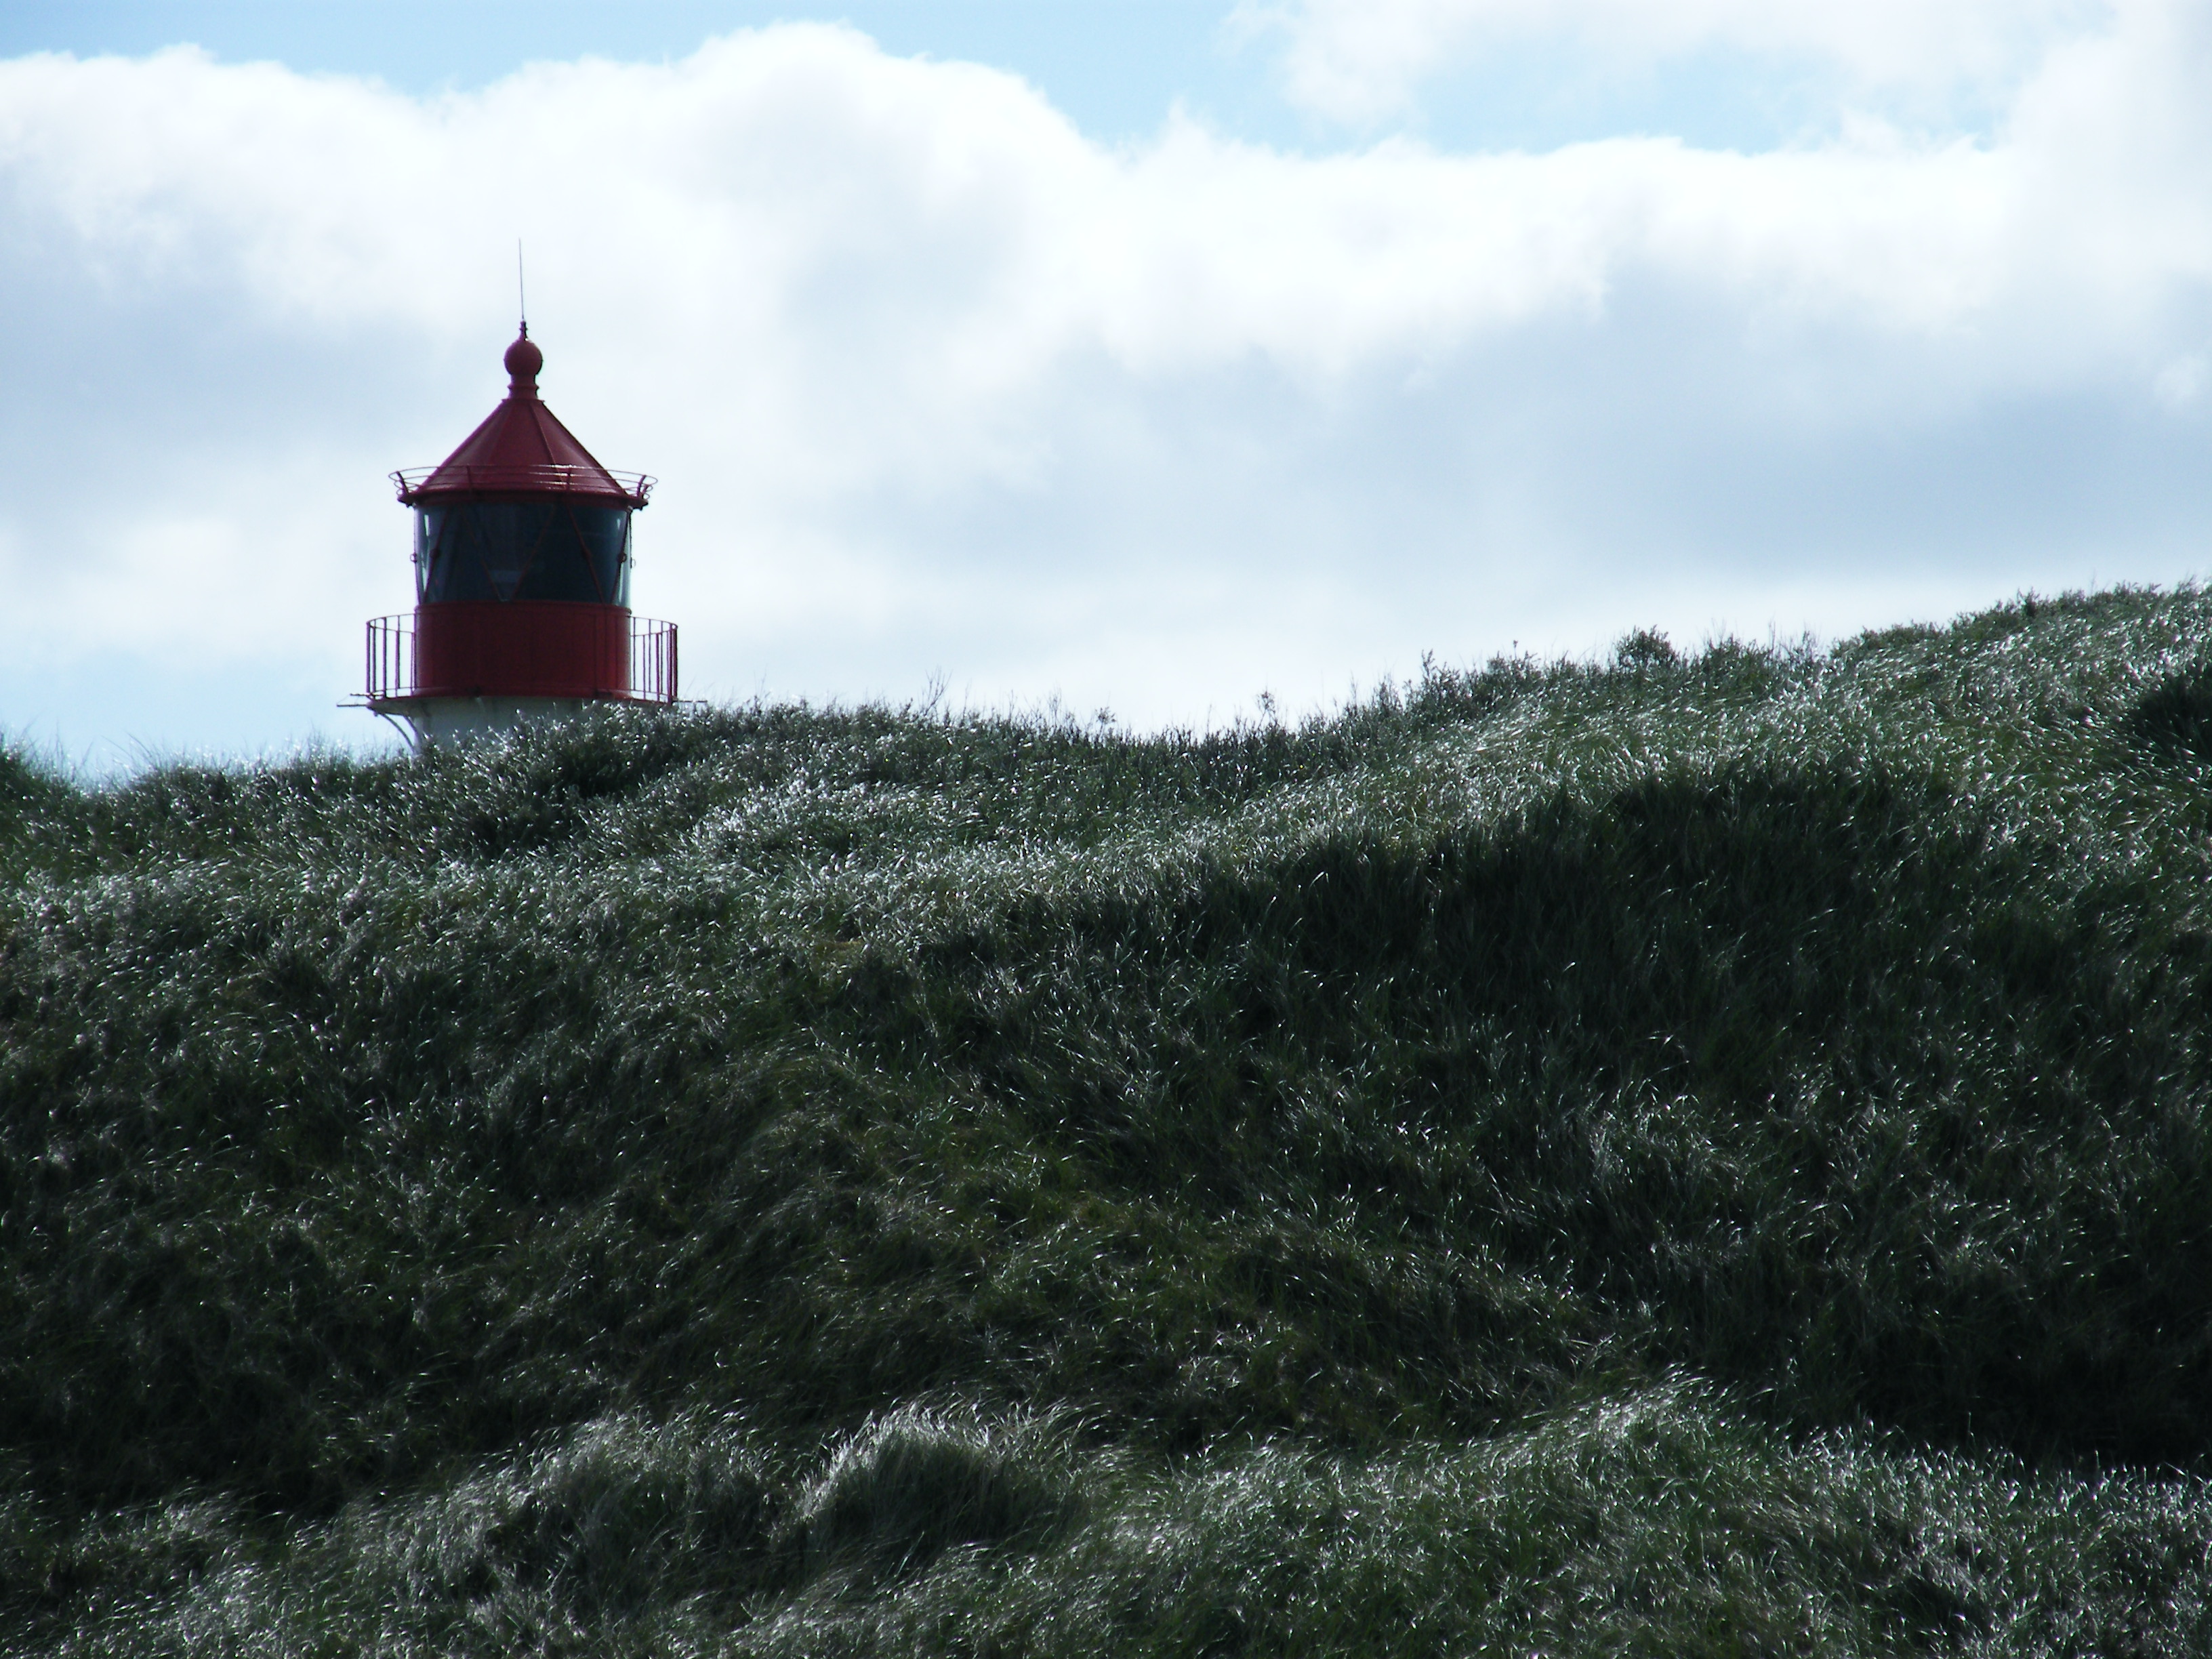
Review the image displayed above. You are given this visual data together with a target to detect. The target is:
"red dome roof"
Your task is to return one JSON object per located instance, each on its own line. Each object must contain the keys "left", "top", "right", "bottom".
{"left": 395, "top": 328, "right": 651, "bottom": 507}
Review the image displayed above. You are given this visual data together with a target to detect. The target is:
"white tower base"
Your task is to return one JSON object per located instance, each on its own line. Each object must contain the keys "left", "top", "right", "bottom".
{"left": 369, "top": 695, "right": 605, "bottom": 752}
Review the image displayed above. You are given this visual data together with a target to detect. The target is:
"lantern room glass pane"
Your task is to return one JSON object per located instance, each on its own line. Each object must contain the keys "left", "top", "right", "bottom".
{"left": 415, "top": 501, "right": 632, "bottom": 605}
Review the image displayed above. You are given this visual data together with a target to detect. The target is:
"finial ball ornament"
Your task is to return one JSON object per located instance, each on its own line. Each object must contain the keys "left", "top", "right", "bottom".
{"left": 504, "top": 330, "right": 544, "bottom": 390}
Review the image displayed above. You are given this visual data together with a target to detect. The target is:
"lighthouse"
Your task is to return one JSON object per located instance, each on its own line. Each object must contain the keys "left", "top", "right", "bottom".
{"left": 361, "top": 327, "right": 677, "bottom": 747}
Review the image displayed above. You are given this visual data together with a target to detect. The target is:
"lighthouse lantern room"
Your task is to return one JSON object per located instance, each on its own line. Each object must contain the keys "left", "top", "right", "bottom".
{"left": 361, "top": 327, "right": 677, "bottom": 747}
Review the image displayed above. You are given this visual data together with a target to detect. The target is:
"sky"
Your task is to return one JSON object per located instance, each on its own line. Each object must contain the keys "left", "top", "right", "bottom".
{"left": 1, "top": 1, "right": 2208, "bottom": 769}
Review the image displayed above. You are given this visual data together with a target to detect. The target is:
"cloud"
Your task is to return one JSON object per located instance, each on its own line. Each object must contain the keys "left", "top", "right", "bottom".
{"left": 2155, "top": 354, "right": 2208, "bottom": 409}
{"left": 0, "top": 9, "right": 2209, "bottom": 760}
{"left": 1240, "top": 0, "right": 2112, "bottom": 126}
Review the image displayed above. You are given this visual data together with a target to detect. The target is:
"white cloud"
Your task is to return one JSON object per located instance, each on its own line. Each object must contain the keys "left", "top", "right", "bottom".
{"left": 2154, "top": 354, "right": 2207, "bottom": 409}
{"left": 0, "top": 9, "right": 2209, "bottom": 761}
{"left": 1239, "top": 0, "right": 2112, "bottom": 125}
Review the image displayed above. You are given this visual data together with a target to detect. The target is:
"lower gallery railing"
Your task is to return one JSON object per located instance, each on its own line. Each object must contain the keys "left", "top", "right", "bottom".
{"left": 365, "top": 613, "right": 678, "bottom": 703}
{"left": 629, "top": 615, "right": 679, "bottom": 703}
{"left": 365, "top": 613, "right": 415, "bottom": 703}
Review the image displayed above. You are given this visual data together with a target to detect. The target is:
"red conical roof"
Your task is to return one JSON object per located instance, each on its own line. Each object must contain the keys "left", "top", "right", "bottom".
{"left": 394, "top": 327, "right": 652, "bottom": 507}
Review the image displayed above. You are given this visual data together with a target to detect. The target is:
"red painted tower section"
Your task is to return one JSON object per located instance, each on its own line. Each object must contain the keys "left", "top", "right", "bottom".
{"left": 360, "top": 328, "right": 676, "bottom": 746}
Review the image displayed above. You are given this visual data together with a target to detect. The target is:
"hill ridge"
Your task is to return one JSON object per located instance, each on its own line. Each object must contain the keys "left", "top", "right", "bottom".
{"left": 5, "top": 583, "right": 2212, "bottom": 1653}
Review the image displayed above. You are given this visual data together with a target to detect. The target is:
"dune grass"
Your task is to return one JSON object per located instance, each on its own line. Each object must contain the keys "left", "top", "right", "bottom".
{"left": 16, "top": 1382, "right": 2210, "bottom": 1657}
{"left": 5, "top": 583, "right": 2212, "bottom": 1652}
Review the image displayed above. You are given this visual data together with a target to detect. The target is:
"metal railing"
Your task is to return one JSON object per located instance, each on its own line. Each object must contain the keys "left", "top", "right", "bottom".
{"left": 392, "top": 465, "right": 654, "bottom": 506}
{"left": 365, "top": 613, "right": 415, "bottom": 703}
{"left": 630, "top": 616, "right": 679, "bottom": 702}
{"left": 365, "top": 612, "right": 677, "bottom": 702}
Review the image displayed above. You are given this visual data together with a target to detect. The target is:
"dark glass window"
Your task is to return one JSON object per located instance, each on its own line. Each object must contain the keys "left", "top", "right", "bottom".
{"left": 415, "top": 501, "right": 632, "bottom": 605}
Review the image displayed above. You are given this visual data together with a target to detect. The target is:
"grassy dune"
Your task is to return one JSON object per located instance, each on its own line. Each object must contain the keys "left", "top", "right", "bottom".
{"left": 6, "top": 586, "right": 2212, "bottom": 1654}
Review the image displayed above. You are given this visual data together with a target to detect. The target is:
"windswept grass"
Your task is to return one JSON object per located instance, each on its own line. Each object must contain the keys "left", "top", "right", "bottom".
{"left": 5, "top": 583, "right": 2212, "bottom": 1652}
{"left": 12, "top": 1385, "right": 2209, "bottom": 1656}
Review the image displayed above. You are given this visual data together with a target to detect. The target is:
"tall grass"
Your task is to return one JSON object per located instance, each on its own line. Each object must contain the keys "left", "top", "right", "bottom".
{"left": 5, "top": 583, "right": 2212, "bottom": 1652}
{"left": 14, "top": 1386, "right": 2209, "bottom": 1656}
